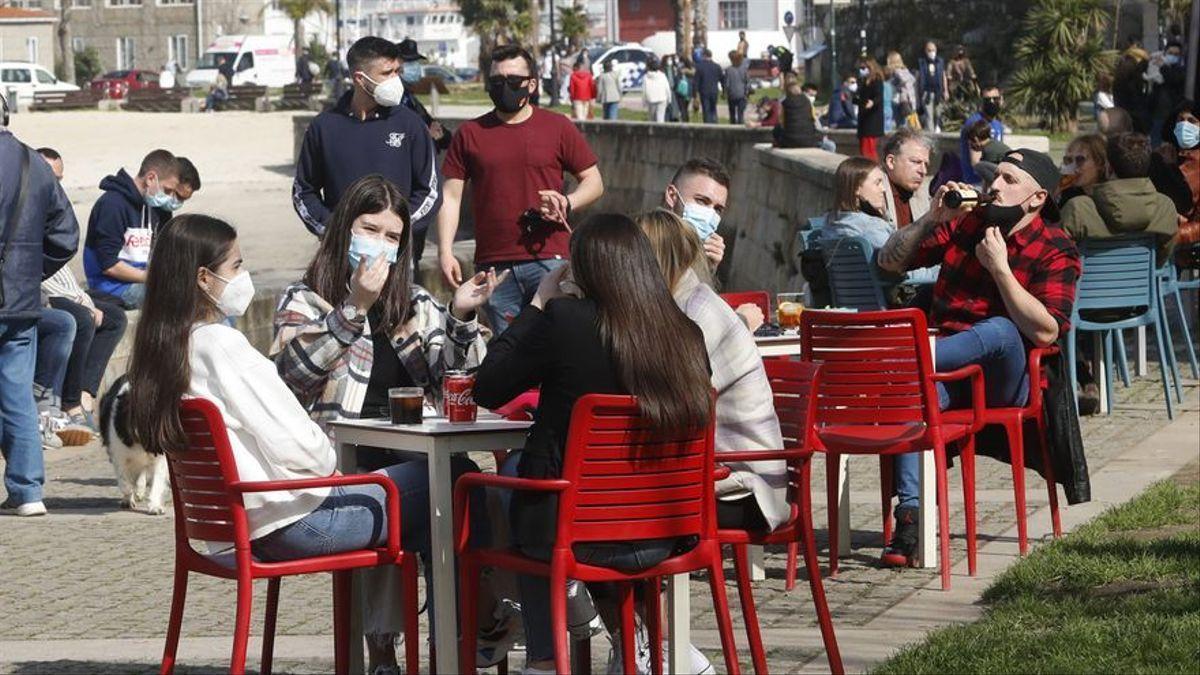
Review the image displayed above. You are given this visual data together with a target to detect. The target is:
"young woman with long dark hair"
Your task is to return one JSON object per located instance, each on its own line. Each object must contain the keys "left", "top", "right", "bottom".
{"left": 127, "top": 213, "right": 481, "bottom": 674}
{"left": 474, "top": 213, "right": 713, "bottom": 673}
{"left": 855, "top": 56, "right": 886, "bottom": 160}
{"left": 270, "top": 174, "right": 516, "bottom": 670}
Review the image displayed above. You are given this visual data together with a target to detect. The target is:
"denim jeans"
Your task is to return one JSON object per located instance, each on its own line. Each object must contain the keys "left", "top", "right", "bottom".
{"left": 35, "top": 307, "right": 75, "bottom": 405}
{"left": 0, "top": 319, "right": 43, "bottom": 505}
{"left": 485, "top": 258, "right": 568, "bottom": 334}
{"left": 727, "top": 97, "right": 747, "bottom": 125}
{"left": 894, "top": 316, "right": 1030, "bottom": 509}
{"left": 602, "top": 102, "right": 620, "bottom": 120}
{"left": 49, "top": 297, "right": 128, "bottom": 408}
{"left": 700, "top": 93, "right": 719, "bottom": 123}
{"left": 120, "top": 282, "right": 146, "bottom": 309}
{"left": 251, "top": 458, "right": 488, "bottom": 637}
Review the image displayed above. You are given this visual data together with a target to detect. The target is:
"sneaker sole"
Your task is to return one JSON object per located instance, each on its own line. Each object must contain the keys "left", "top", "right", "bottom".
{"left": 879, "top": 551, "right": 917, "bottom": 568}
{"left": 57, "top": 428, "right": 94, "bottom": 447}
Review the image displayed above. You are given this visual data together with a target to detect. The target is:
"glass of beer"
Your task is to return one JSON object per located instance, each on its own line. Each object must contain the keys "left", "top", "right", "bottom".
{"left": 776, "top": 293, "right": 804, "bottom": 332}
{"left": 388, "top": 387, "right": 425, "bottom": 425}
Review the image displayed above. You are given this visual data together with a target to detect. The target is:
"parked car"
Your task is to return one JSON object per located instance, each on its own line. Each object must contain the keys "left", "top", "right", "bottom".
{"left": 0, "top": 61, "right": 80, "bottom": 105}
{"left": 420, "top": 64, "right": 463, "bottom": 84}
{"left": 185, "top": 34, "right": 295, "bottom": 88}
{"left": 745, "top": 58, "right": 781, "bottom": 91}
{"left": 90, "top": 70, "right": 161, "bottom": 100}
{"left": 584, "top": 44, "right": 658, "bottom": 91}
{"left": 455, "top": 66, "right": 480, "bottom": 82}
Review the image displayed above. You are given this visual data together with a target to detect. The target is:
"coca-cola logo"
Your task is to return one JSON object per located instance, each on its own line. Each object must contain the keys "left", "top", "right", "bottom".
{"left": 445, "top": 388, "right": 474, "bottom": 406}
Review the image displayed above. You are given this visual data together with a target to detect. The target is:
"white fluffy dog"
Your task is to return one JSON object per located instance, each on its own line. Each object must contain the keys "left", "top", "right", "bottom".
{"left": 98, "top": 375, "right": 170, "bottom": 515}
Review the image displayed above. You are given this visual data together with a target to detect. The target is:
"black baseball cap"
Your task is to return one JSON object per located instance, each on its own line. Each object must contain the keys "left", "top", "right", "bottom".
{"left": 999, "top": 149, "right": 1061, "bottom": 222}
{"left": 397, "top": 38, "right": 427, "bottom": 63}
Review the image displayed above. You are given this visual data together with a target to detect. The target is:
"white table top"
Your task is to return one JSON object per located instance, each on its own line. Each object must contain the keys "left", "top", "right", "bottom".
{"left": 329, "top": 414, "right": 532, "bottom": 436}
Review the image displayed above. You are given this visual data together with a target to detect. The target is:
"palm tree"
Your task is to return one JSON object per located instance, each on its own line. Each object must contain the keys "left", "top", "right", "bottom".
{"left": 1008, "top": 0, "right": 1115, "bottom": 132}
{"left": 559, "top": 3, "right": 589, "bottom": 52}
{"left": 458, "top": 0, "right": 536, "bottom": 71}
{"left": 278, "top": 0, "right": 332, "bottom": 53}
{"left": 672, "top": 0, "right": 694, "bottom": 61}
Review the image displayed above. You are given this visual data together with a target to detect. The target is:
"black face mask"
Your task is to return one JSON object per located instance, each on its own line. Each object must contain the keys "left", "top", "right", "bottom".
{"left": 980, "top": 202, "right": 1026, "bottom": 236}
{"left": 488, "top": 81, "right": 530, "bottom": 113}
{"left": 860, "top": 200, "right": 884, "bottom": 219}
{"left": 982, "top": 99, "right": 1001, "bottom": 118}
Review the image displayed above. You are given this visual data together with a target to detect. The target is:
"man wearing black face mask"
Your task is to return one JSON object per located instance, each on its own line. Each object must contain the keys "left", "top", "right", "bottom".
{"left": 438, "top": 44, "right": 604, "bottom": 334}
{"left": 875, "top": 148, "right": 1081, "bottom": 568}
{"left": 959, "top": 84, "right": 1005, "bottom": 185}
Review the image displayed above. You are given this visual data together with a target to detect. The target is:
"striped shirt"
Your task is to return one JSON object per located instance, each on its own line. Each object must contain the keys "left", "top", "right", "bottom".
{"left": 270, "top": 282, "right": 488, "bottom": 436}
{"left": 41, "top": 266, "right": 95, "bottom": 309}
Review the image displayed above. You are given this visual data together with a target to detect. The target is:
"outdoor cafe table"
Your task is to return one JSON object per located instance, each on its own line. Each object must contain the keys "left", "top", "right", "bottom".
{"left": 329, "top": 415, "right": 699, "bottom": 673}
{"left": 754, "top": 333, "right": 940, "bottom": 570}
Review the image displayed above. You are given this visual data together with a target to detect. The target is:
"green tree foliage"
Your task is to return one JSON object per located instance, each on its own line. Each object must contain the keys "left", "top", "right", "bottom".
{"left": 278, "top": 0, "right": 332, "bottom": 52}
{"left": 1008, "top": 0, "right": 1115, "bottom": 132}
{"left": 559, "top": 3, "right": 590, "bottom": 51}
{"left": 457, "top": 0, "right": 536, "bottom": 70}
{"left": 73, "top": 46, "right": 102, "bottom": 87}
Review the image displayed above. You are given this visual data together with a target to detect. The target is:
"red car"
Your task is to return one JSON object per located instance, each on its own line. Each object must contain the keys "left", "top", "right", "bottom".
{"left": 90, "top": 69, "right": 161, "bottom": 100}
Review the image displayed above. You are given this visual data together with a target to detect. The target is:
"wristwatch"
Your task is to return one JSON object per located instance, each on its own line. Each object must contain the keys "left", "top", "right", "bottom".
{"left": 340, "top": 302, "right": 367, "bottom": 323}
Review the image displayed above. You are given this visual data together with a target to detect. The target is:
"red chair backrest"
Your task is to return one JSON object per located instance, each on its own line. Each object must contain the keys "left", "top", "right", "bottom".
{"left": 764, "top": 359, "right": 821, "bottom": 509}
{"left": 800, "top": 309, "right": 941, "bottom": 429}
{"left": 167, "top": 398, "right": 250, "bottom": 549}
{"left": 556, "top": 394, "right": 717, "bottom": 546}
{"left": 719, "top": 291, "right": 771, "bottom": 318}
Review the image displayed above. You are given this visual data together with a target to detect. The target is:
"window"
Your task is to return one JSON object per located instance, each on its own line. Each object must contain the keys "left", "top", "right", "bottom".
{"left": 116, "top": 37, "right": 135, "bottom": 69}
{"left": 158, "top": 0, "right": 194, "bottom": 5}
{"left": 72, "top": 37, "right": 86, "bottom": 53}
{"left": 26, "top": 37, "right": 39, "bottom": 64}
{"left": 168, "top": 34, "right": 189, "bottom": 69}
{"left": 2, "top": 68, "right": 32, "bottom": 84}
{"left": 717, "top": 1, "right": 748, "bottom": 30}
{"left": 70, "top": 0, "right": 94, "bottom": 7}
{"left": 405, "top": 15, "right": 415, "bottom": 26}
{"left": 235, "top": 53, "right": 254, "bottom": 72}
{"left": 36, "top": 67, "right": 56, "bottom": 84}
{"left": 107, "top": 0, "right": 142, "bottom": 7}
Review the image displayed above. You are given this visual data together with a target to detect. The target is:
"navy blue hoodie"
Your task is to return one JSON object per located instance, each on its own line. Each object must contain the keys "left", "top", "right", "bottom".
{"left": 84, "top": 169, "right": 159, "bottom": 298}
{"left": 293, "top": 91, "right": 441, "bottom": 237}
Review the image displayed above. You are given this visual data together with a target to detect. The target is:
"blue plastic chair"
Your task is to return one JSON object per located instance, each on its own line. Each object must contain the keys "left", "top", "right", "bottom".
{"left": 819, "top": 235, "right": 888, "bottom": 311}
{"left": 1068, "top": 236, "right": 1176, "bottom": 419}
{"left": 1158, "top": 259, "right": 1200, "bottom": 381}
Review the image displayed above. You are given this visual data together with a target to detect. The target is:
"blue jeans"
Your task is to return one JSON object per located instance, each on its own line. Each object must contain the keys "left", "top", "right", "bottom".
{"left": 120, "top": 282, "right": 146, "bottom": 309}
{"left": 252, "top": 458, "right": 488, "bottom": 636}
{"left": 35, "top": 308, "right": 76, "bottom": 405}
{"left": 727, "top": 97, "right": 747, "bottom": 124}
{"left": 0, "top": 319, "right": 43, "bottom": 505}
{"left": 700, "top": 92, "right": 718, "bottom": 123}
{"left": 485, "top": 258, "right": 568, "bottom": 335}
{"left": 894, "top": 316, "right": 1030, "bottom": 509}
{"left": 602, "top": 102, "right": 620, "bottom": 120}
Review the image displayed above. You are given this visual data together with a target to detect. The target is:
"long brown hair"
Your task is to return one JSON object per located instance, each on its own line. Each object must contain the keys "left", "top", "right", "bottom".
{"left": 128, "top": 214, "right": 237, "bottom": 455}
{"left": 1066, "top": 133, "right": 1109, "bottom": 178}
{"left": 636, "top": 208, "right": 713, "bottom": 291}
{"left": 570, "top": 214, "right": 712, "bottom": 434}
{"left": 833, "top": 156, "right": 880, "bottom": 212}
{"left": 302, "top": 175, "right": 413, "bottom": 334}
{"left": 857, "top": 56, "right": 884, "bottom": 84}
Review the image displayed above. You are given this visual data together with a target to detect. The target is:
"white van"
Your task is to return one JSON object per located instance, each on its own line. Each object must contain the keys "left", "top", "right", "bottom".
{"left": 185, "top": 35, "right": 295, "bottom": 88}
{"left": 0, "top": 61, "right": 80, "bottom": 104}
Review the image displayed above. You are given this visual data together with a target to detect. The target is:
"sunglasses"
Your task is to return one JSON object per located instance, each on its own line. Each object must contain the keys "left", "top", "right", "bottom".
{"left": 1062, "top": 155, "right": 1087, "bottom": 165}
{"left": 488, "top": 74, "right": 531, "bottom": 89}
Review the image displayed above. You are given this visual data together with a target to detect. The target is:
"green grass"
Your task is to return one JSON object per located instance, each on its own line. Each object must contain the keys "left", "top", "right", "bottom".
{"left": 873, "top": 476, "right": 1200, "bottom": 675}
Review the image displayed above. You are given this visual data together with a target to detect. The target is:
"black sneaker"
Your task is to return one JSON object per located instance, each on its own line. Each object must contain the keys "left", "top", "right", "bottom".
{"left": 880, "top": 506, "right": 919, "bottom": 568}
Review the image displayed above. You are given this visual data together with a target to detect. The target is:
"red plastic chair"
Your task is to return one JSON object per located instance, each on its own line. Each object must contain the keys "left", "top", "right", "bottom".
{"left": 720, "top": 290, "right": 771, "bottom": 319}
{"left": 942, "top": 346, "right": 1063, "bottom": 555}
{"left": 454, "top": 394, "right": 741, "bottom": 675}
{"left": 716, "top": 360, "right": 843, "bottom": 675}
{"left": 160, "top": 398, "right": 420, "bottom": 675}
{"left": 801, "top": 309, "right": 985, "bottom": 591}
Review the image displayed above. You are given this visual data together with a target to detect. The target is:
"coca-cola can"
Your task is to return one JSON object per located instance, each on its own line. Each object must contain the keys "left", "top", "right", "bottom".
{"left": 442, "top": 370, "right": 477, "bottom": 423}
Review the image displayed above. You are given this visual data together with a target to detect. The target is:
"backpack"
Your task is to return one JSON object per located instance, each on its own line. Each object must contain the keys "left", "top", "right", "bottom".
{"left": 675, "top": 75, "right": 690, "bottom": 98}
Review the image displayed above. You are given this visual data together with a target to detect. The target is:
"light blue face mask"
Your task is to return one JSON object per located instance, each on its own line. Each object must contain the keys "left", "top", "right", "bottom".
{"left": 1163, "top": 54, "right": 1182, "bottom": 66}
{"left": 402, "top": 62, "right": 422, "bottom": 83}
{"left": 348, "top": 233, "right": 400, "bottom": 270}
{"left": 1174, "top": 121, "right": 1200, "bottom": 149}
{"left": 143, "top": 176, "right": 174, "bottom": 209}
{"left": 681, "top": 201, "right": 721, "bottom": 241}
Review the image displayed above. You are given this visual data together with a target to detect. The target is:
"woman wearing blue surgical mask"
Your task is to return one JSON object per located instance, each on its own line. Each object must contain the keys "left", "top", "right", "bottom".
{"left": 1150, "top": 99, "right": 1200, "bottom": 222}
{"left": 271, "top": 174, "right": 519, "bottom": 671}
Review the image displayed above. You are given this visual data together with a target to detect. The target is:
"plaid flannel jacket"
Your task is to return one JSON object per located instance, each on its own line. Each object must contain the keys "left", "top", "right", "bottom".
{"left": 270, "top": 282, "right": 488, "bottom": 436}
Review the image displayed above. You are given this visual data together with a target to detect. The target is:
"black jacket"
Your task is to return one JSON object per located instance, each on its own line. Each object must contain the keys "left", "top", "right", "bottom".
{"left": 0, "top": 131, "right": 78, "bottom": 320}
{"left": 777, "top": 94, "right": 824, "bottom": 149}
{"left": 401, "top": 91, "right": 452, "bottom": 153}
{"left": 694, "top": 60, "right": 723, "bottom": 97}
{"left": 855, "top": 79, "right": 885, "bottom": 138}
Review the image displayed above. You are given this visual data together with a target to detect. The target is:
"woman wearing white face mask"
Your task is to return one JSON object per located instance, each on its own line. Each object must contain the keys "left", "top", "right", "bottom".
{"left": 271, "top": 175, "right": 520, "bottom": 671}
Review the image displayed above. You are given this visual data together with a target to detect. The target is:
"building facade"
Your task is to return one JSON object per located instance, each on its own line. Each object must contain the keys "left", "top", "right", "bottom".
{"left": 0, "top": 7, "right": 57, "bottom": 70}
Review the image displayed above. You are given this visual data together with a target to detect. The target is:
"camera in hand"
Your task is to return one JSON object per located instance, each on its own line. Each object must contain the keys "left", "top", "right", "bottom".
{"left": 944, "top": 188, "right": 997, "bottom": 209}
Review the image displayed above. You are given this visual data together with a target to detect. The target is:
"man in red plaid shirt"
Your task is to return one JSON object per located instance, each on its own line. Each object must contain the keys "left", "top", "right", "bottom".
{"left": 875, "top": 148, "right": 1081, "bottom": 567}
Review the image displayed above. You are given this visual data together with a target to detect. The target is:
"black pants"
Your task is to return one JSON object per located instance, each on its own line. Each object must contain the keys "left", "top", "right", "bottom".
{"left": 716, "top": 494, "right": 769, "bottom": 532}
{"left": 48, "top": 297, "right": 127, "bottom": 409}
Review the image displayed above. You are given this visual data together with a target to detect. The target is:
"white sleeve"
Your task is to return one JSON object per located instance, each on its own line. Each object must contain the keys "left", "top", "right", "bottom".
{"left": 210, "top": 331, "right": 336, "bottom": 476}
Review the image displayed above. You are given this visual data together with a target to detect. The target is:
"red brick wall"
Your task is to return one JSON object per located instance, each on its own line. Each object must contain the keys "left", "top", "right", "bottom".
{"left": 619, "top": 0, "right": 674, "bottom": 43}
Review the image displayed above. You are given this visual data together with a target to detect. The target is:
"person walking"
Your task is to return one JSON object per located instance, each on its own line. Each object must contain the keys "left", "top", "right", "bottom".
{"left": 0, "top": 113, "right": 80, "bottom": 517}
{"left": 642, "top": 59, "right": 671, "bottom": 123}
{"left": 436, "top": 44, "right": 604, "bottom": 334}
{"left": 945, "top": 45, "right": 977, "bottom": 101}
{"left": 724, "top": 52, "right": 750, "bottom": 125}
{"left": 736, "top": 31, "right": 750, "bottom": 58}
{"left": 855, "top": 57, "right": 886, "bottom": 160}
{"left": 886, "top": 51, "right": 918, "bottom": 129}
{"left": 916, "top": 41, "right": 947, "bottom": 131}
{"left": 670, "top": 56, "right": 694, "bottom": 123}
{"left": 596, "top": 60, "right": 622, "bottom": 120}
{"left": 568, "top": 58, "right": 596, "bottom": 120}
{"left": 694, "top": 49, "right": 723, "bottom": 123}
{"left": 293, "top": 35, "right": 441, "bottom": 279}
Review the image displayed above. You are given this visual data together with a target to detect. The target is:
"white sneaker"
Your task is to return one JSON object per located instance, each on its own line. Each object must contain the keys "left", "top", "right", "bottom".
{"left": 39, "top": 412, "right": 63, "bottom": 450}
{"left": 567, "top": 579, "right": 606, "bottom": 639}
{"left": 477, "top": 598, "right": 523, "bottom": 667}
{"left": 606, "top": 621, "right": 713, "bottom": 675}
{"left": 1, "top": 499, "right": 47, "bottom": 517}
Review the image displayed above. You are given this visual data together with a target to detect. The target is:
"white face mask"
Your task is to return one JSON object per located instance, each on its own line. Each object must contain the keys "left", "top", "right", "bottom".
{"left": 359, "top": 72, "right": 405, "bottom": 107}
{"left": 206, "top": 269, "right": 255, "bottom": 318}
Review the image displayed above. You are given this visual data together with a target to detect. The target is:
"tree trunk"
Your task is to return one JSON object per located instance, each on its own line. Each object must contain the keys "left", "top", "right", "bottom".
{"left": 694, "top": 0, "right": 708, "bottom": 52}
{"left": 531, "top": 1, "right": 542, "bottom": 60}
{"left": 57, "top": 5, "right": 75, "bottom": 84}
{"left": 674, "top": 0, "right": 693, "bottom": 62}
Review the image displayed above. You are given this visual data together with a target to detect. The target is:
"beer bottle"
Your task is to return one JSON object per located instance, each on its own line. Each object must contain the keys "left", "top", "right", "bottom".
{"left": 943, "top": 187, "right": 997, "bottom": 209}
